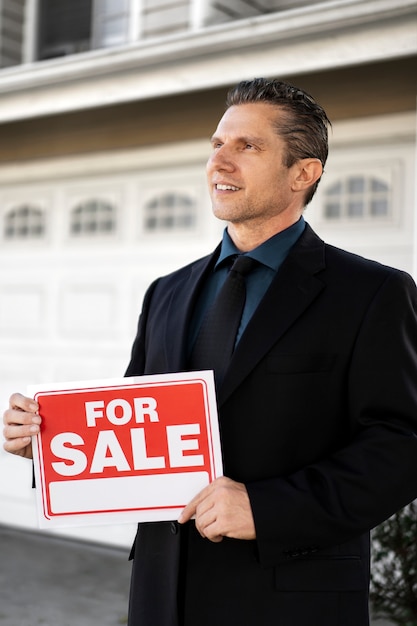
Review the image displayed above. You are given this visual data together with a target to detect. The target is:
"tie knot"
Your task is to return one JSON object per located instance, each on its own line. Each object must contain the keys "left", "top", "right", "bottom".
{"left": 230, "top": 255, "right": 257, "bottom": 277}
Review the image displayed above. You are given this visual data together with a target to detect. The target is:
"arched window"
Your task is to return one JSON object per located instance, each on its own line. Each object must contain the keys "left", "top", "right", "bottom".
{"left": 70, "top": 199, "right": 116, "bottom": 236}
{"left": 323, "top": 175, "right": 390, "bottom": 220}
{"left": 4, "top": 205, "right": 45, "bottom": 239}
{"left": 144, "top": 192, "right": 196, "bottom": 232}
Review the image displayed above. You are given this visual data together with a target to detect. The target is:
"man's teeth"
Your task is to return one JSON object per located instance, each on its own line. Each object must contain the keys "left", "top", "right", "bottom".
{"left": 216, "top": 184, "right": 239, "bottom": 191}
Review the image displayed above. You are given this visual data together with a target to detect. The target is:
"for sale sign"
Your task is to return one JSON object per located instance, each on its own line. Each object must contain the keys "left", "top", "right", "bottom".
{"left": 29, "top": 371, "right": 222, "bottom": 528}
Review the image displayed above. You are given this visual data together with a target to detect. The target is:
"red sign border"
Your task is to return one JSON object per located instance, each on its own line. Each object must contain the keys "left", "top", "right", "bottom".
{"left": 30, "top": 372, "right": 222, "bottom": 526}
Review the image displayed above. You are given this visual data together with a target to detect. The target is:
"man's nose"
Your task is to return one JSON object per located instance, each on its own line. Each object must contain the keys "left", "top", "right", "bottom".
{"left": 208, "top": 146, "right": 234, "bottom": 171}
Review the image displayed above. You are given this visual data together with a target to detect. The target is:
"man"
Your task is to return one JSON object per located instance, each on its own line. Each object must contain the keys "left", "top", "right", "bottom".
{"left": 4, "top": 78, "right": 417, "bottom": 626}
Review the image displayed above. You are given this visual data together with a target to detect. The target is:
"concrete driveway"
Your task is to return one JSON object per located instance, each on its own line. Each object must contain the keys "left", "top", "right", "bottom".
{"left": 0, "top": 524, "right": 131, "bottom": 626}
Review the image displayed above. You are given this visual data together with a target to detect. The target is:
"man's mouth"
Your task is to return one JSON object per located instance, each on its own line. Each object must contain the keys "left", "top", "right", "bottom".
{"left": 215, "top": 184, "right": 240, "bottom": 191}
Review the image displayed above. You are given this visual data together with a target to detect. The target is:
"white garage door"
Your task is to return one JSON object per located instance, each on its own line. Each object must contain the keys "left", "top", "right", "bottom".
{"left": 0, "top": 140, "right": 223, "bottom": 545}
{"left": 0, "top": 113, "right": 415, "bottom": 546}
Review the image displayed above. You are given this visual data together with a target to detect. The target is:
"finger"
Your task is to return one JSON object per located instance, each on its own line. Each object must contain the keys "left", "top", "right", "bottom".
{"left": 8, "top": 393, "right": 39, "bottom": 414}
{"left": 3, "top": 394, "right": 40, "bottom": 460}
{"left": 3, "top": 420, "right": 40, "bottom": 440}
{"left": 178, "top": 484, "right": 212, "bottom": 524}
{"left": 206, "top": 534, "right": 223, "bottom": 543}
{"left": 195, "top": 506, "right": 216, "bottom": 538}
{"left": 2, "top": 418, "right": 37, "bottom": 458}
{"left": 196, "top": 514, "right": 224, "bottom": 543}
{"left": 178, "top": 500, "right": 197, "bottom": 524}
{"left": 4, "top": 407, "right": 41, "bottom": 427}
{"left": 3, "top": 434, "right": 32, "bottom": 455}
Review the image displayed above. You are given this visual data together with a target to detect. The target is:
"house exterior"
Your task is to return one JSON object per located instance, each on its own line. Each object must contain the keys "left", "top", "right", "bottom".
{"left": 0, "top": 0, "right": 416, "bottom": 558}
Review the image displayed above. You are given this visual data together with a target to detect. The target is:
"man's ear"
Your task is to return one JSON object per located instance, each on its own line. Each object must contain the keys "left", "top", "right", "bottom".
{"left": 291, "top": 158, "right": 323, "bottom": 192}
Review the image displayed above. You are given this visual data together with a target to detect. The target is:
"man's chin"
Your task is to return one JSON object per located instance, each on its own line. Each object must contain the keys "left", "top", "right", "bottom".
{"left": 212, "top": 205, "right": 243, "bottom": 223}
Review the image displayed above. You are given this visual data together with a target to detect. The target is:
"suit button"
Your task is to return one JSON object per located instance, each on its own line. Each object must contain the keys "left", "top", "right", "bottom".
{"left": 170, "top": 522, "right": 178, "bottom": 535}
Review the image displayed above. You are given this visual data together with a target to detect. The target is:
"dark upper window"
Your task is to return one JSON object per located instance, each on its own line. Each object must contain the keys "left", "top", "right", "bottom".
{"left": 38, "top": 0, "right": 93, "bottom": 59}
{"left": 37, "top": 0, "right": 130, "bottom": 59}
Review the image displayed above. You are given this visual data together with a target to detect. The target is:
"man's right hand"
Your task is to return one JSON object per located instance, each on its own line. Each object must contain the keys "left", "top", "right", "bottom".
{"left": 2, "top": 393, "right": 40, "bottom": 459}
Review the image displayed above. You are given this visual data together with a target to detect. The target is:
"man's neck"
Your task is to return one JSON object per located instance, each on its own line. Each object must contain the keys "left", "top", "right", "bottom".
{"left": 226, "top": 210, "right": 304, "bottom": 252}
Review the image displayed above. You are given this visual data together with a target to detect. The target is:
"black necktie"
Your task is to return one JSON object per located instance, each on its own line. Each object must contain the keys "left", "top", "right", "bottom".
{"left": 189, "top": 255, "right": 257, "bottom": 385}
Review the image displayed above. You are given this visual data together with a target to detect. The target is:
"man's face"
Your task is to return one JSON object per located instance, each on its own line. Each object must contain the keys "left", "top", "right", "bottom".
{"left": 206, "top": 102, "right": 300, "bottom": 229}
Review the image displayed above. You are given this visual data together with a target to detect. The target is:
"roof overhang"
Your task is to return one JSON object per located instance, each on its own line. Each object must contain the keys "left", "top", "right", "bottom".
{"left": 0, "top": 0, "right": 415, "bottom": 123}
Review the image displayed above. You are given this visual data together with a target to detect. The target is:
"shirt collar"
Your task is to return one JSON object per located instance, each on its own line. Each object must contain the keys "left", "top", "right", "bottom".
{"left": 216, "top": 216, "right": 306, "bottom": 272}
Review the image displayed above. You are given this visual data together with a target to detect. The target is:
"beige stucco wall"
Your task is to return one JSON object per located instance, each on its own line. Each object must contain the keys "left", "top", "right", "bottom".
{"left": 0, "top": 57, "right": 415, "bottom": 163}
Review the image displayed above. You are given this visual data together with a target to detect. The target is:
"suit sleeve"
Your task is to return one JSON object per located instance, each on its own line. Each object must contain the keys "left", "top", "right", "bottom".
{"left": 246, "top": 270, "right": 417, "bottom": 566}
{"left": 124, "top": 279, "right": 159, "bottom": 377}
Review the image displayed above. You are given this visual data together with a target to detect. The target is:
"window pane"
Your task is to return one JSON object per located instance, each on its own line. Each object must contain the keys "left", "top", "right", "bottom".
{"left": 101, "top": 17, "right": 128, "bottom": 38}
{"left": 371, "top": 199, "right": 388, "bottom": 217}
{"left": 348, "top": 177, "right": 365, "bottom": 194}
{"left": 348, "top": 201, "right": 364, "bottom": 217}
{"left": 371, "top": 178, "right": 388, "bottom": 193}
{"left": 324, "top": 203, "right": 341, "bottom": 219}
{"left": 145, "top": 217, "right": 157, "bottom": 230}
{"left": 38, "top": 0, "right": 92, "bottom": 59}
{"left": 326, "top": 182, "right": 342, "bottom": 196}
{"left": 102, "top": 0, "right": 129, "bottom": 13}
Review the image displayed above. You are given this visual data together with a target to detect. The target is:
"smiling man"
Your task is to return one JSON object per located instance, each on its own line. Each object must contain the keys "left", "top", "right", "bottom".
{"left": 4, "top": 78, "right": 417, "bottom": 626}
{"left": 206, "top": 100, "right": 322, "bottom": 249}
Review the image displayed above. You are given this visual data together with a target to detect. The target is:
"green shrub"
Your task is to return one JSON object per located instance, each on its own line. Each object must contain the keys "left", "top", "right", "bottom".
{"left": 370, "top": 501, "right": 417, "bottom": 625}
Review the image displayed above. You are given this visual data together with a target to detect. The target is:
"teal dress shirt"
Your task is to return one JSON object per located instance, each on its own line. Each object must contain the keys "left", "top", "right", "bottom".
{"left": 189, "top": 216, "right": 306, "bottom": 350}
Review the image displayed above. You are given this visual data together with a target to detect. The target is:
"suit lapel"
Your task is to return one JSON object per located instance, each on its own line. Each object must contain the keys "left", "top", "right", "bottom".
{"left": 158, "top": 226, "right": 326, "bottom": 403}
{"left": 218, "top": 225, "right": 326, "bottom": 406}
{"left": 163, "top": 245, "right": 221, "bottom": 371}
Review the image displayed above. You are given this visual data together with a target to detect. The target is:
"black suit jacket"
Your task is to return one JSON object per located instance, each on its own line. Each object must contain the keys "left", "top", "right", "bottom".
{"left": 126, "top": 224, "right": 417, "bottom": 626}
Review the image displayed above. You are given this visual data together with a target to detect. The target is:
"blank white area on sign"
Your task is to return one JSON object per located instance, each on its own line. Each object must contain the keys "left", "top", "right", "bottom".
{"left": 49, "top": 471, "right": 209, "bottom": 515}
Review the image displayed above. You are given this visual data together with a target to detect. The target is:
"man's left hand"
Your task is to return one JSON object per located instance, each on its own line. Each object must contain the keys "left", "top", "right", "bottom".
{"left": 178, "top": 476, "right": 256, "bottom": 543}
